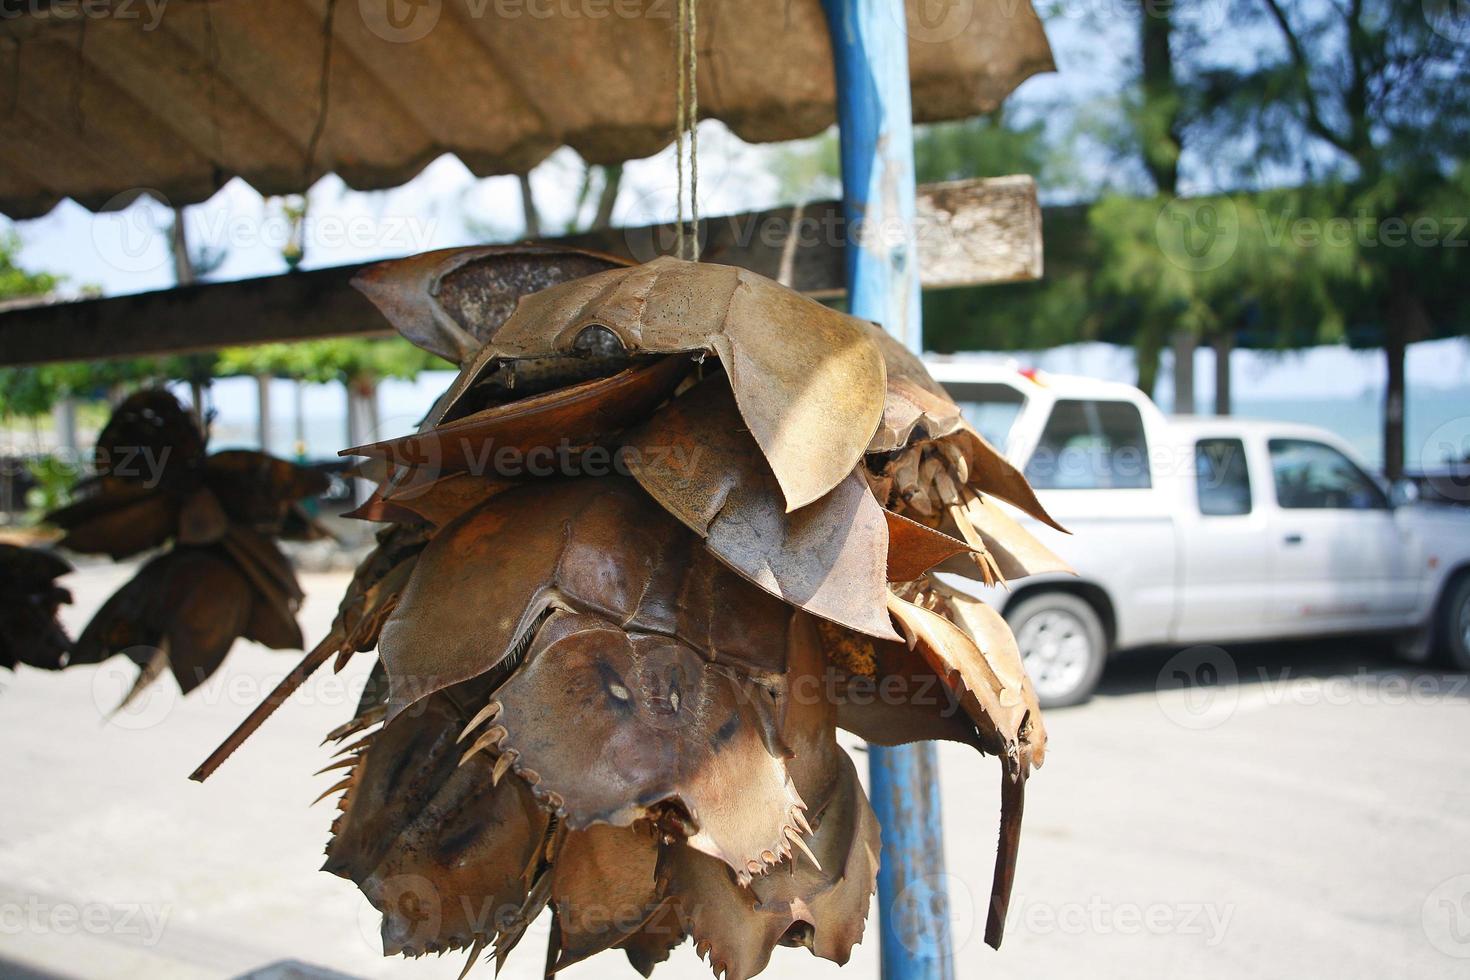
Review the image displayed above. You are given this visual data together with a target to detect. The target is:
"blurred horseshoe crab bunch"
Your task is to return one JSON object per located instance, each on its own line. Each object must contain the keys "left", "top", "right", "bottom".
{"left": 42, "top": 389, "right": 328, "bottom": 706}
{"left": 0, "top": 543, "right": 73, "bottom": 672}
{"left": 195, "top": 246, "right": 1070, "bottom": 979}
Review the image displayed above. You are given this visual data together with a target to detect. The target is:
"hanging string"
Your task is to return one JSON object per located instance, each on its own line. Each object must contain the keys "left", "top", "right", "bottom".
{"left": 304, "top": 0, "right": 339, "bottom": 187}
{"left": 673, "top": 0, "right": 686, "bottom": 261}
{"left": 672, "top": 0, "right": 700, "bottom": 261}
{"left": 686, "top": 0, "right": 699, "bottom": 260}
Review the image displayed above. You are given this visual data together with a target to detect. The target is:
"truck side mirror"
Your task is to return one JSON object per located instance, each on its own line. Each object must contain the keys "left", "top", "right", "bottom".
{"left": 1389, "top": 478, "right": 1420, "bottom": 507}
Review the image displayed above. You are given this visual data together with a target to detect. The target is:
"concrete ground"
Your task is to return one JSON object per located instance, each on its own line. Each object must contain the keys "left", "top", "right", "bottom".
{"left": 2, "top": 564, "right": 1469, "bottom": 980}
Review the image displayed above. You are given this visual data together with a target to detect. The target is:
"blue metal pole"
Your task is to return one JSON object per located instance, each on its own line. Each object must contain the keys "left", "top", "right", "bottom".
{"left": 821, "top": 0, "right": 924, "bottom": 357}
{"left": 820, "top": 2, "right": 955, "bottom": 979}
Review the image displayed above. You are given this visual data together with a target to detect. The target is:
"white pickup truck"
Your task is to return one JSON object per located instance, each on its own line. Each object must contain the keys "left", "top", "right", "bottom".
{"left": 929, "top": 362, "right": 1470, "bottom": 707}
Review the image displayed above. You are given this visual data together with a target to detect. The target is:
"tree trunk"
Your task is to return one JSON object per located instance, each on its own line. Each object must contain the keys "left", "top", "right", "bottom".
{"left": 189, "top": 379, "right": 207, "bottom": 432}
{"left": 1212, "top": 330, "right": 1233, "bottom": 416}
{"left": 171, "top": 208, "right": 195, "bottom": 287}
{"left": 51, "top": 397, "right": 78, "bottom": 455}
{"left": 255, "top": 374, "right": 272, "bottom": 452}
{"left": 1138, "top": 0, "right": 1181, "bottom": 196}
{"left": 174, "top": 210, "right": 209, "bottom": 433}
{"left": 1383, "top": 323, "right": 1406, "bottom": 480}
{"left": 344, "top": 379, "right": 380, "bottom": 449}
{"left": 1171, "top": 329, "right": 1197, "bottom": 415}
{"left": 593, "top": 164, "right": 623, "bottom": 230}
{"left": 518, "top": 172, "right": 541, "bottom": 239}
{"left": 293, "top": 380, "right": 307, "bottom": 460}
{"left": 1136, "top": 342, "right": 1161, "bottom": 397}
{"left": 345, "top": 378, "right": 380, "bottom": 506}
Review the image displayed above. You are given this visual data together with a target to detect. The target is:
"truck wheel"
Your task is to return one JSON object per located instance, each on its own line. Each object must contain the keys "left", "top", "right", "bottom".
{"left": 1005, "top": 592, "right": 1107, "bottom": 708}
{"left": 1435, "top": 574, "right": 1470, "bottom": 670}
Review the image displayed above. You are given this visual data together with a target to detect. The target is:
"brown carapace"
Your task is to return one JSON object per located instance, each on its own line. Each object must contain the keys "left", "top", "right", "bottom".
{"left": 45, "top": 389, "right": 327, "bottom": 704}
{"left": 0, "top": 543, "right": 73, "bottom": 672}
{"left": 197, "top": 247, "right": 1071, "bottom": 979}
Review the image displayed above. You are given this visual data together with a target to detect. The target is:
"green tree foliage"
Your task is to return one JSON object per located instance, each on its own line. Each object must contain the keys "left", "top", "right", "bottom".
{"left": 0, "top": 230, "right": 60, "bottom": 418}
{"left": 914, "top": 110, "right": 1072, "bottom": 188}
{"left": 216, "top": 338, "right": 444, "bottom": 388}
{"left": 1186, "top": 0, "right": 1470, "bottom": 473}
{"left": 0, "top": 231, "right": 58, "bottom": 300}
{"left": 1087, "top": 187, "right": 1357, "bottom": 369}
{"left": 0, "top": 234, "right": 89, "bottom": 418}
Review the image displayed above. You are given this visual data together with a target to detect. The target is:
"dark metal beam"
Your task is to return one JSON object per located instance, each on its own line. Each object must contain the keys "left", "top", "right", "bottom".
{"left": 0, "top": 176, "right": 1041, "bottom": 366}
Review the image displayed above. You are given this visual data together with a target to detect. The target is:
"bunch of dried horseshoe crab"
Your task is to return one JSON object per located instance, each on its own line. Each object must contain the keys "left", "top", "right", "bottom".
{"left": 196, "top": 246, "right": 1070, "bottom": 980}
{"left": 42, "top": 389, "right": 326, "bottom": 704}
{"left": 0, "top": 543, "right": 73, "bottom": 672}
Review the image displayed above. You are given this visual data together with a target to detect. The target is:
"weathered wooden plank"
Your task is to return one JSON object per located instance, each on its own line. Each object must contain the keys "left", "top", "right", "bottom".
{"left": 565, "top": 175, "right": 1043, "bottom": 294}
{"left": 0, "top": 264, "right": 396, "bottom": 366}
{"left": 0, "top": 176, "right": 1041, "bottom": 366}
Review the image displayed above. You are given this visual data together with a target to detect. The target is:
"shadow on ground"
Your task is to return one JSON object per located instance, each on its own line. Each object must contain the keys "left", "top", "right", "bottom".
{"left": 1090, "top": 635, "right": 1468, "bottom": 701}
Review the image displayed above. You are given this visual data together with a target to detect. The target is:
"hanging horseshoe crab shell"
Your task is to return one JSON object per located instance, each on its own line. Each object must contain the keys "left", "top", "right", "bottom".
{"left": 378, "top": 477, "right": 793, "bottom": 715}
{"left": 350, "top": 243, "right": 634, "bottom": 367}
{"left": 317, "top": 590, "right": 871, "bottom": 976}
{"left": 347, "top": 363, "right": 906, "bottom": 641}
{"left": 45, "top": 389, "right": 321, "bottom": 705}
{"left": 0, "top": 544, "right": 73, "bottom": 671}
{"left": 860, "top": 329, "right": 1071, "bottom": 585}
{"left": 199, "top": 248, "right": 1070, "bottom": 979}
{"left": 377, "top": 255, "right": 888, "bottom": 513}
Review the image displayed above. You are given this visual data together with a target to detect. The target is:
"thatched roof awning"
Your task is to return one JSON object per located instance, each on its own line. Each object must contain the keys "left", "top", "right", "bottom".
{"left": 0, "top": 0, "right": 1053, "bottom": 220}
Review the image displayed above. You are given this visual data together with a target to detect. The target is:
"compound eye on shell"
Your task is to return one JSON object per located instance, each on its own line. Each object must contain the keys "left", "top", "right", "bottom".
{"left": 594, "top": 658, "right": 640, "bottom": 709}
{"left": 571, "top": 323, "right": 625, "bottom": 358}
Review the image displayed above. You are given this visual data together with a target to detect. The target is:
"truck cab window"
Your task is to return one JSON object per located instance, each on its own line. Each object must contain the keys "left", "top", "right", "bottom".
{"left": 1195, "top": 438, "right": 1251, "bottom": 515}
{"left": 947, "top": 381, "right": 1026, "bottom": 449}
{"left": 1268, "top": 438, "right": 1389, "bottom": 510}
{"left": 1026, "top": 399, "right": 1151, "bottom": 490}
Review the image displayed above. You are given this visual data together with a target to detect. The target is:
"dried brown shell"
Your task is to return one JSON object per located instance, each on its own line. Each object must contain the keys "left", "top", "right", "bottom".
{"left": 434, "top": 257, "right": 887, "bottom": 513}
{"left": 378, "top": 478, "right": 792, "bottom": 719}
{"left": 866, "top": 335, "right": 1064, "bottom": 534}
{"left": 886, "top": 590, "right": 1043, "bottom": 771}
{"left": 657, "top": 752, "right": 880, "bottom": 980}
{"left": 46, "top": 478, "right": 178, "bottom": 558}
{"left": 625, "top": 376, "right": 898, "bottom": 641}
{"left": 373, "top": 471, "right": 511, "bottom": 530}
{"left": 548, "top": 825, "right": 665, "bottom": 972}
{"left": 351, "top": 244, "right": 633, "bottom": 366}
{"left": 92, "top": 388, "right": 205, "bottom": 486}
{"left": 936, "top": 491, "right": 1073, "bottom": 581}
{"left": 191, "top": 526, "right": 428, "bottom": 783}
{"left": 324, "top": 692, "right": 548, "bottom": 958}
{"left": 825, "top": 632, "right": 986, "bottom": 751}
{"left": 70, "top": 547, "right": 254, "bottom": 694}
{"left": 467, "top": 610, "right": 806, "bottom": 882}
{"left": 346, "top": 354, "right": 690, "bottom": 474}
{"left": 203, "top": 450, "right": 331, "bottom": 533}
{"left": 884, "top": 587, "right": 1045, "bottom": 949}
{"left": 883, "top": 508, "right": 974, "bottom": 582}
{"left": 0, "top": 543, "right": 72, "bottom": 671}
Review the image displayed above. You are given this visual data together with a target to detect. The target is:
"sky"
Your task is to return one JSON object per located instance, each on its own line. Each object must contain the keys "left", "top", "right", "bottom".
{"left": 2, "top": 5, "right": 1466, "bottom": 468}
